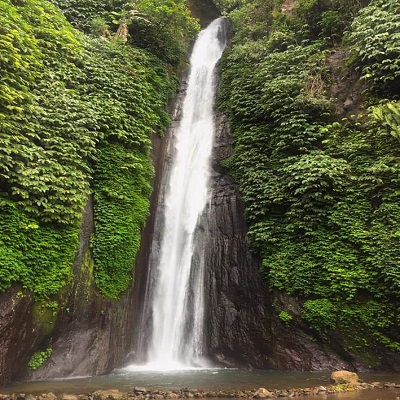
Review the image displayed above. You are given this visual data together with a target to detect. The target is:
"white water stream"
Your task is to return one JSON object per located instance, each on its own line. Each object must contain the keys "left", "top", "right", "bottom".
{"left": 130, "top": 18, "right": 228, "bottom": 370}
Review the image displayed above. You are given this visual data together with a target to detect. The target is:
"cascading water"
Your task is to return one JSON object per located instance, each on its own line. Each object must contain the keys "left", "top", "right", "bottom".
{"left": 131, "top": 18, "right": 229, "bottom": 370}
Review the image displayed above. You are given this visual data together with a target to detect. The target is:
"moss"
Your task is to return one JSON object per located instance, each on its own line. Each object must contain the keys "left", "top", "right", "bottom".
{"left": 33, "top": 302, "right": 58, "bottom": 336}
{"left": 75, "top": 250, "right": 95, "bottom": 301}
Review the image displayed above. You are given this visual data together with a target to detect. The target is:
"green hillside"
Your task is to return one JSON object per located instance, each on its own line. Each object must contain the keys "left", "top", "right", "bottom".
{"left": 218, "top": 0, "right": 400, "bottom": 364}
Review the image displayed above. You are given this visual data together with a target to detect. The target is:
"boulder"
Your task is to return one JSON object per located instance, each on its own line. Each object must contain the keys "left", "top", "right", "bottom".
{"left": 165, "top": 394, "right": 179, "bottom": 399}
{"left": 330, "top": 371, "right": 360, "bottom": 385}
{"left": 60, "top": 395, "right": 79, "bottom": 400}
{"left": 38, "top": 393, "right": 57, "bottom": 400}
{"left": 253, "top": 388, "right": 273, "bottom": 399}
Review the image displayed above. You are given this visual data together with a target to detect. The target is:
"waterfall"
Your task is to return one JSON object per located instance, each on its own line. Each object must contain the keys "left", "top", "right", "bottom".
{"left": 131, "top": 18, "right": 229, "bottom": 370}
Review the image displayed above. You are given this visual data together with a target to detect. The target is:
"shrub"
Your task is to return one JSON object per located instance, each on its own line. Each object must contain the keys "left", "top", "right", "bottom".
{"left": 348, "top": 0, "right": 400, "bottom": 95}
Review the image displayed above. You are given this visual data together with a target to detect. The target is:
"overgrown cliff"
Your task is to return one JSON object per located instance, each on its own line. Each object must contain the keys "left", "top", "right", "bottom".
{"left": 217, "top": 0, "right": 400, "bottom": 369}
{"left": 0, "top": 0, "right": 198, "bottom": 384}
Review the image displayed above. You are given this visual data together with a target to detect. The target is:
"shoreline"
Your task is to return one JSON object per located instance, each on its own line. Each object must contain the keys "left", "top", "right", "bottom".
{"left": 1, "top": 381, "right": 400, "bottom": 400}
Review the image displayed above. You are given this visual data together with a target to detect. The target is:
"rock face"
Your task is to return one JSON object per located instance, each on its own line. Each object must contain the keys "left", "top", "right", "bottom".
{"left": 197, "top": 110, "right": 360, "bottom": 370}
{"left": 29, "top": 196, "right": 137, "bottom": 380}
{"left": 200, "top": 111, "right": 272, "bottom": 367}
{"left": 0, "top": 191, "right": 147, "bottom": 385}
{"left": 0, "top": 286, "right": 37, "bottom": 386}
{"left": 187, "top": 0, "right": 220, "bottom": 27}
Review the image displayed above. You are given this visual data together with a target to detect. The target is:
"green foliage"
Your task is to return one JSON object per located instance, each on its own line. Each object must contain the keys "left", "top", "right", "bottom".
{"left": 82, "top": 37, "right": 176, "bottom": 299}
{"left": 228, "top": 0, "right": 275, "bottom": 44}
{"left": 302, "top": 299, "right": 337, "bottom": 332}
{"left": 0, "top": 198, "right": 78, "bottom": 297}
{"left": 0, "top": 0, "right": 185, "bottom": 300}
{"left": 293, "top": 0, "right": 368, "bottom": 42}
{"left": 219, "top": 0, "right": 400, "bottom": 356}
{"left": 0, "top": 0, "right": 90, "bottom": 225}
{"left": 28, "top": 347, "right": 53, "bottom": 370}
{"left": 348, "top": 0, "right": 400, "bottom": 95}
{"left": 278, "top": 311, "right": 293, "bottom": 325}
{"left": 48, "top": 0, "right": 124, "bottom": 31}
{"left": 0, "top": 1, "right": 40, "bottom": 114}
{"left": 369, "top": 101, "right": 400, "bottom": 140}
{"left": 126, "top": 0, "right": 200, "bottom": 64}
{"left": 93, "top": 144, "right": 152, "bottom": 299}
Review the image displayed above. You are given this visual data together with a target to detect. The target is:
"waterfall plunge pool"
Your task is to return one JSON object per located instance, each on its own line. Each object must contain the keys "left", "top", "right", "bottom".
{"left": 2, "top": 369, "right": 400, "bottom": 399}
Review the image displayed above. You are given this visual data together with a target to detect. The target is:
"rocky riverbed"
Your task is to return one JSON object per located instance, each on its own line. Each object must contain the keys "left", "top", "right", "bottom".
{"left": 1, "top": 381, "right": 400, "bottom": 400}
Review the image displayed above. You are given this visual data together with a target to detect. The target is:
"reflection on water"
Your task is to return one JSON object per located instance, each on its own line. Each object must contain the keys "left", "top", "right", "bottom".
{"left": 2, "top": 369, "right": 400, "bottom": 400}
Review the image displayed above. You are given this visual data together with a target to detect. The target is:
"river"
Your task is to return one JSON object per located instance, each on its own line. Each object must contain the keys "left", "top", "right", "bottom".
{"left": 2, "top": 369, "right": 400, "bottom": 399}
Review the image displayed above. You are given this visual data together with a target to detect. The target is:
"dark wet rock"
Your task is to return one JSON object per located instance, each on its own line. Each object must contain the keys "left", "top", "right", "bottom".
{"left": 0, "top": 286, "right": 38, "bottom": 385}
{"left": 187, "top": 0, "right": 220, "bottom": 27}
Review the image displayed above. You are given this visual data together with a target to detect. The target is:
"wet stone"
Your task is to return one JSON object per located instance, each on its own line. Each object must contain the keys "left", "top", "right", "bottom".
{"left": 93, "top": 390, "right": 127, "bottom": 400}
{"left": 132, "top": 389, "right": 147, "bottom": 395}
{"left": 165, "top": 394, "right": 178, "bottom": 399}
{"left": 253, "top": 388, "right": 274, "bottom": 399}
{"left": 38, "top": 393, "right": 57, "bottom": 400}
{"left": 61, "top": 395, "right": 79, "bottom": 400}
